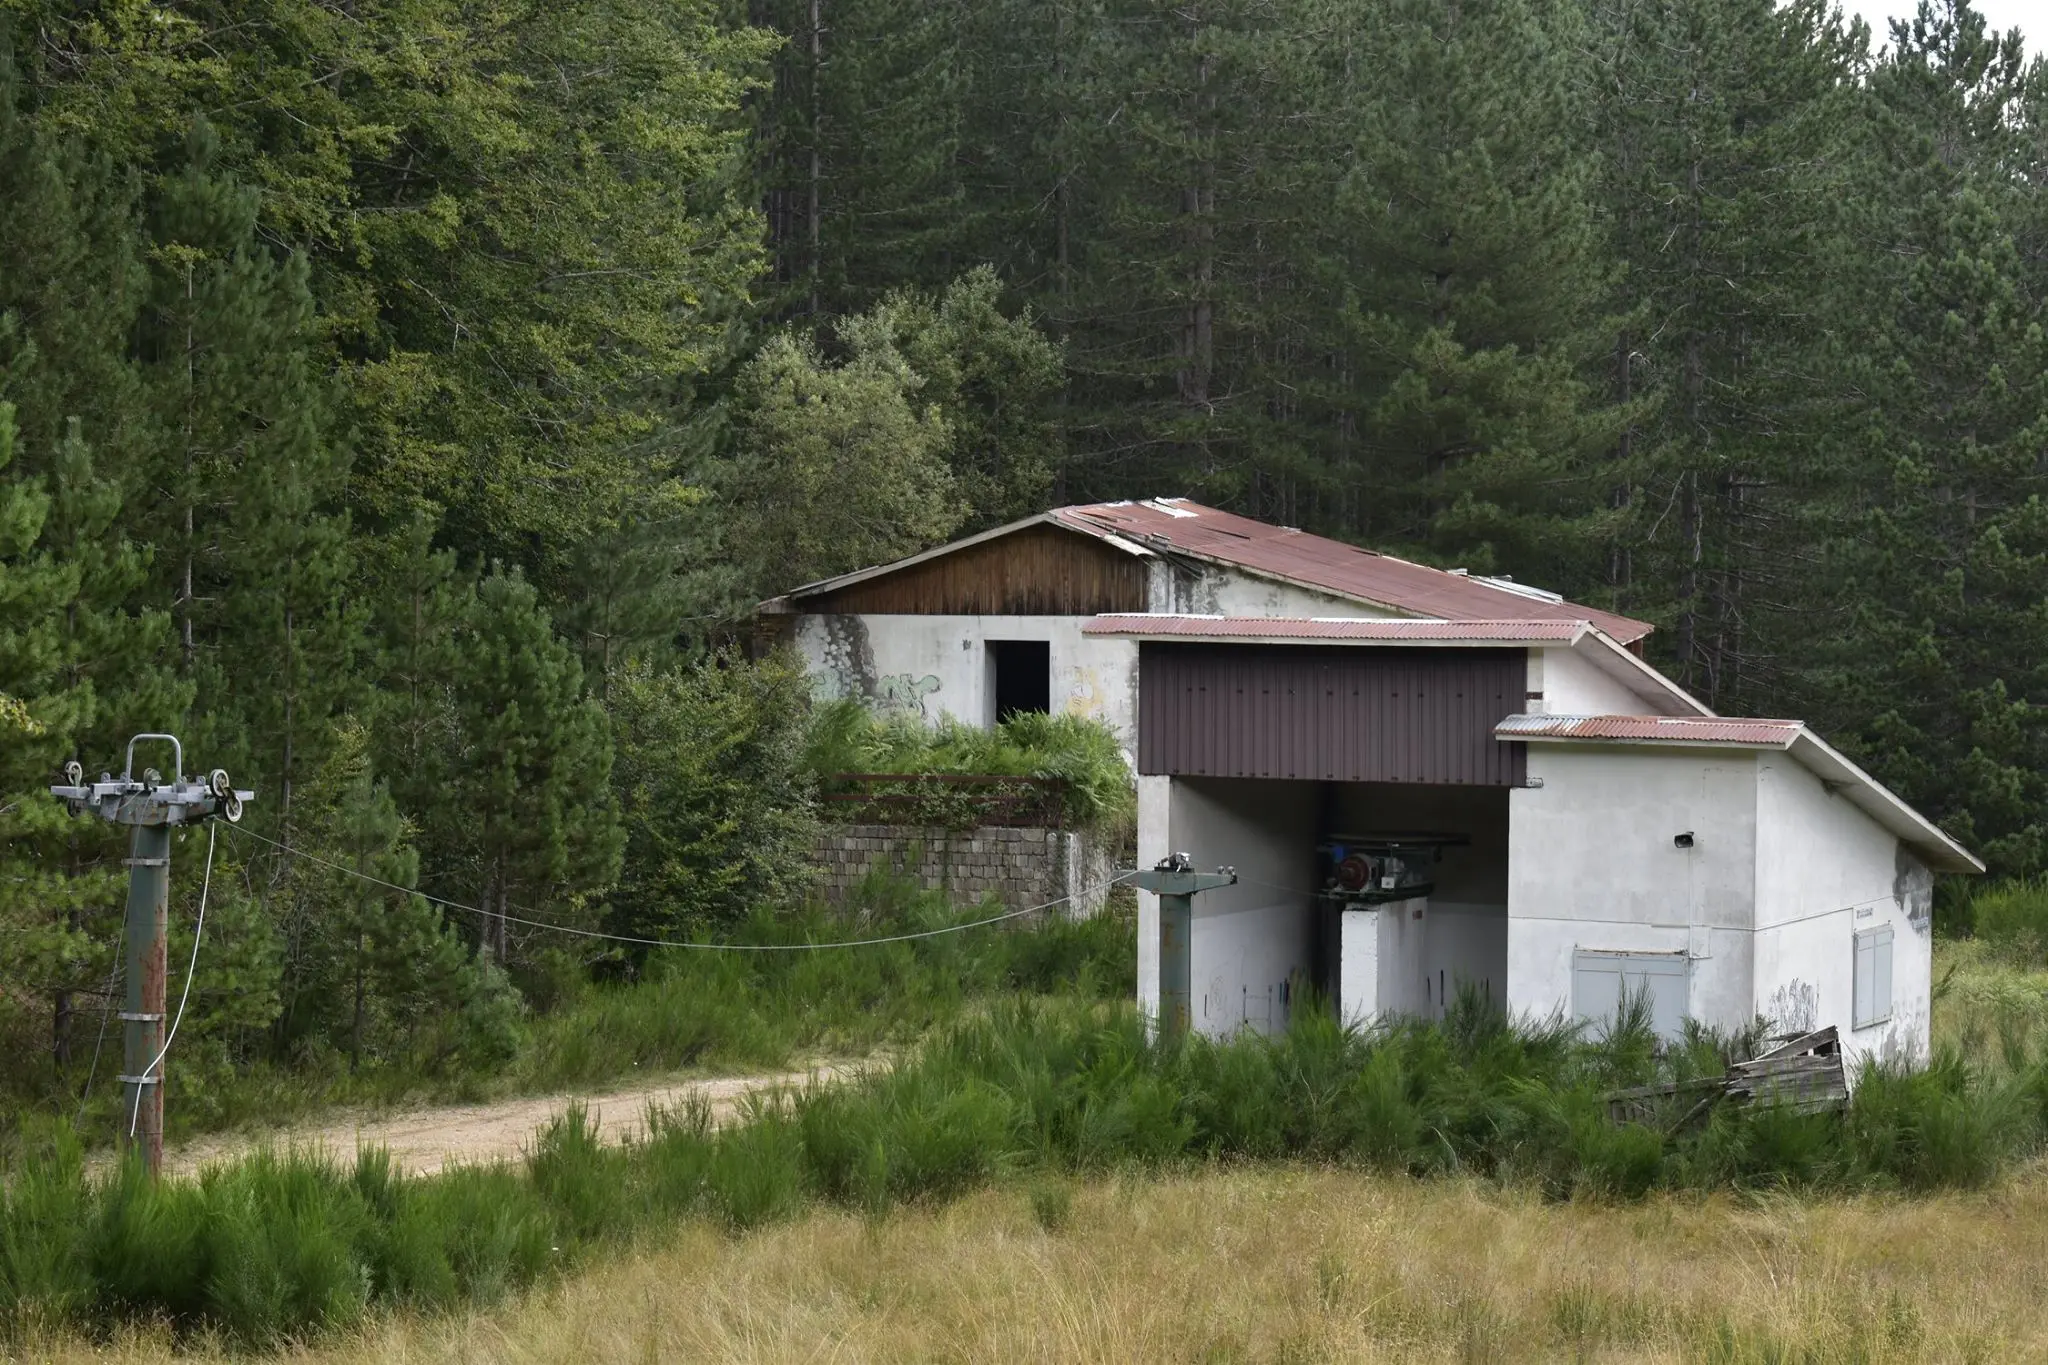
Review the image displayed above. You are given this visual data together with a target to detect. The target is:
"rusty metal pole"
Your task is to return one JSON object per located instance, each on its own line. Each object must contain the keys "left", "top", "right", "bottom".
{"left": 119, "top": 822, "right": 171, "bottom": 1173}
{"left": 1130, "top": 857, "right": 1236, "bottom": 1039}
{"left": 50, "top": 734, "right": 250, "bottom": 1177}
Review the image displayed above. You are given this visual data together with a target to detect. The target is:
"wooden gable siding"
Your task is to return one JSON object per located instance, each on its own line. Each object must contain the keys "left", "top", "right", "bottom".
{"left": 798, "top": 524, "right": 1149, "bottom": 616}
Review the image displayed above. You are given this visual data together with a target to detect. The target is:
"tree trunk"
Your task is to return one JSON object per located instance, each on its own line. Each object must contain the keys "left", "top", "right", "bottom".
{"left": 350, "top": 933, "right": 365, "bottom": 1073}
{"left": 808, "top": 0, "right": 824, "bottom": 316}
{"left": 53, "top": 988, "right": 73, "bottom": 1070}
{"left": 1611, "top": 330, "right": 1634, "bottom": 596}
{"left": 281, "top": 602, "right": 295, "bottom": 831}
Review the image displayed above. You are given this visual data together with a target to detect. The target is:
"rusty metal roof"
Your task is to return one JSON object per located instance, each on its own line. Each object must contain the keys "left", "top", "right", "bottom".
{"left": 1084, "top": 615, "right": 1589, "bottom": 643}
{"left": 1054, "top": 499, "right": 1654, "bottom": 644}
{"left": 1494, "top": 714, "right": 1804, "bottom": 746}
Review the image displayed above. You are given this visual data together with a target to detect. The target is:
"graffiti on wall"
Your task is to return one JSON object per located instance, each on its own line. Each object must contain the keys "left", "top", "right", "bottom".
{"left": 1065, "top": 665, "right": 1106, "bottom": 720}
{"left": 874, "top": 673, "right": 942, "bottom": 718}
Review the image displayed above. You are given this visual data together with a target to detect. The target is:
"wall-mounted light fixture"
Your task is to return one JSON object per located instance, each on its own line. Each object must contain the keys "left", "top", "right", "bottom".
{"left": 1673, "top": 831, "right": 1695, "bottom": 850}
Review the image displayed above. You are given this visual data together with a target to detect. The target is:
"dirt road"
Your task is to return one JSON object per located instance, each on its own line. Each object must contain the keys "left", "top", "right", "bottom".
{"left": 159, "top": 1063, "right": 860, "bottom": 1179}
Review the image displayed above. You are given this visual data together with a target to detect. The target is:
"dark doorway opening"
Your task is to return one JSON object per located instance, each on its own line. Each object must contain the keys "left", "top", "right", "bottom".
{"left": 988, "top": 640, "right": 1051, "bottom": 723}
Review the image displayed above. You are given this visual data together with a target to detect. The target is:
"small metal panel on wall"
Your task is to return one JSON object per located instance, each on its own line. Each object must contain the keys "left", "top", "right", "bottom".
{"left": 1136, "top": 643, "right": 1528, "bottom": 786}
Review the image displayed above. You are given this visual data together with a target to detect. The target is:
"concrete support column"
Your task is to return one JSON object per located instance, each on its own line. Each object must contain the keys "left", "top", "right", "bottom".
{"left": 1134, "top": 774, "right": 1171, "bottom": 1020}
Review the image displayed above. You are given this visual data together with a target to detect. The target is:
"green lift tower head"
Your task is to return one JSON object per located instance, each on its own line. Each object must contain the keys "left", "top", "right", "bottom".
{"left": 50, "top": 734, "right": 251, "bottom": 1176}
{"left": 1129, "top": 853, "right": 1237, "bottom": 1037}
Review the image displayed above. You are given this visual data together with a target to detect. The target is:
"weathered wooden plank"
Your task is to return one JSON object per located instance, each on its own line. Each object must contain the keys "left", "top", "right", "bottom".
{"left": 801, "top": 523, "right": 1149, "bottom": 616}
{"left": 1605, "top": 1025, "right": 1848, "bottom": 1127}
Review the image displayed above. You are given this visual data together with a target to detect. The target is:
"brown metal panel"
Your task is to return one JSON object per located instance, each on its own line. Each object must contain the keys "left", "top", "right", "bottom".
{"left": 802, "top": 523, "right": 1147, "bottom": 616}
{"left": 1138, "top": 644, "right": 1528, "bottom": 786}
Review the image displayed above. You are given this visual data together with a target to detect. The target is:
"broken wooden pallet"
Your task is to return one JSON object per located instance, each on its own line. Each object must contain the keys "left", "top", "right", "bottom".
{"left": 1725, "top": 1025, "right": 1848, "bottom": 1115}
{"left": 1604, "top": 1025, "right": 1846, "bottom": 1131}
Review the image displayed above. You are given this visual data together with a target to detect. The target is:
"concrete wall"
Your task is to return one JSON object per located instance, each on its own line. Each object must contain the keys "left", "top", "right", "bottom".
{"left": 792, "top": 567, "right": 1399, "bottom": 758}
{"left": 1157, "top": 561, "right": 1395, "bottom": 618}
{"left": 1754, "top": 755, "right": 1934, "bottom": 1067}
{"left": 1135, "top": 773, "right": 1171, "bottom": 1020}
{"left": 1509, "top": 748, "right": 1759, "bottom": 1035}
{"left": 1336, "top": 902, "right": 1434, "bottom": 1023}
{"left": 811, "top": 823, "right": 1117, "bottom": 918}
{"left": 1532, "top": 645, "right": 1656, "bottom": 716}
{"left": 792, "top": 613, "right": 1143, "bottom": 750}
{"left": 1155, "top": 777, "right": 1320, "bottom": 1038}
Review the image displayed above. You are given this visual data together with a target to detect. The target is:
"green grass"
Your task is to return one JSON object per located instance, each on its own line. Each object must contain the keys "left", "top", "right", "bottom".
{"left": 1935, "top": 936, "right": 2048, "bottom": 1067}
{"left": 11, "top": 874, "right": 1136, "bottom": 1153}
{"left": 520, "top": 873, "right": 1136, "bottom": 1092}
{"left": 11, "top": 988, "right": 2048, "bottom": 1347}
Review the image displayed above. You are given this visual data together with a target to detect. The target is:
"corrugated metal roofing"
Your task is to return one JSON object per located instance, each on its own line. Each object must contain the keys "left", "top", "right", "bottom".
{"left": 1085, "top": 614, "right": 1588, "bottom": 643}
{"left": 1054, "top": 499, "right": 1655, "bottom": 644}
{"left": 1494, "top": 714, "right": 1805, "bottom": 747}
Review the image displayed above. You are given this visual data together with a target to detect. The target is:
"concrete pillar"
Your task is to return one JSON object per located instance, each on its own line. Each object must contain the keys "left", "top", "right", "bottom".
{"left": 1337, "top": 897, "right": 1431, "bottom": 1025}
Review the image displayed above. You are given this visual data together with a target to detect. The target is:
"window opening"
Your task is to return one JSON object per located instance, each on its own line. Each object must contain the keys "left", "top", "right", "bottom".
{"left": 988, "top": 640, "right": 1051, "bottom": 724}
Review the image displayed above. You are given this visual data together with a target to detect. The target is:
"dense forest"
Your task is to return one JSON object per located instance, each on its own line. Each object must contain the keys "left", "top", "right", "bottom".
{"left": 2, "top": 0, "right": 2046, "bottom": 1090}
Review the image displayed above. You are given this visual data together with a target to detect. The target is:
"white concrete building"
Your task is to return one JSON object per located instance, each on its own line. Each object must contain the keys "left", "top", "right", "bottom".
{"left": 761, "top": 498, "right": 1981, "bottom": 1066}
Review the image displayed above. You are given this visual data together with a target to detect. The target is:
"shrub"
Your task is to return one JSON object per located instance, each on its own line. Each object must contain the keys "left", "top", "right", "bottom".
{"left": 198, "top": 1152, "right": 372, "bottom": 1345}
{"left": 705, "top": 1103, "right": 807, "bottom": 1229}
{"left": 803, "top": 700, "right": 1136, "bottom": 835}
{"left": 1026, "top": 1177, "right": 1073, "bottom": 1232}
{"left": 1964, "top": 876, "right": 2048, "bottom": 965}
{"left": 607, "top": 651, "right": 821, "bottom": 940}
{"left": 10, "top": 997, "right": 2048, "bottom": 1345}
{"left": 0, "top": 1126, "right": 95, "bottom": 1322}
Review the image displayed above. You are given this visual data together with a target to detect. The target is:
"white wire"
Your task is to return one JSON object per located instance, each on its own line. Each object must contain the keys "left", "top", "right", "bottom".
{"left": 130, "top": 821, "right": 216, "bottom": 1138}
{"left": 229, "top": 823, "right": 1132, "bottom": 951}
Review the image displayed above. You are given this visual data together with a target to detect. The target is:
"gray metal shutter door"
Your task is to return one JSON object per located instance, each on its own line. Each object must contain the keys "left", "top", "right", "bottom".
{"left": 1874, "top": 927, "right": 1893, "bottom": 1023}
{"left": 1854, "top": 933, "right": 1877, "bottom": 1028}
{"left": 1573, "top": 951, "right": 1687, "bottom": 1042}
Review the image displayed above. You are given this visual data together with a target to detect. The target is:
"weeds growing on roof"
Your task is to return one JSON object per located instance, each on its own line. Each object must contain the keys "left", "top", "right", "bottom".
{"left": 9, "top": 989, "right": 2048, "bottom": 1345}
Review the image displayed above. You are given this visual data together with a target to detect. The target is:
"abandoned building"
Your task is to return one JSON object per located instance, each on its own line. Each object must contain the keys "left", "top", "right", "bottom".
{"left": 759, "top": 498, "right": 1982, "bottom": 1065}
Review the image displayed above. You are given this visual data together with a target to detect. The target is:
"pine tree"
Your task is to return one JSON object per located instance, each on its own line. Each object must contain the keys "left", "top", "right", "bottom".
{"left": 1587, "top": 0, "right": 1866, "bottom": 707}
{"left": 558, "top": 480, "right": 702, "bottom": 698}
{"left": 1314, "top": 0, "right": 1622, "bottom": 588}
{"left": 0, "top": 58, "right": 187, "bottom": 1073}
{"left": 449, "top": 570, "right": 622, "bottom": 964}
{"left": 138, "top": 124, "right": 360, "bottom": 841}
{"left": 752, "top": 0, "right": 975, "bottom": 315}
{"left": 364, "top": 517, "right": 467, "bottom": 870}
{"left": 268, "top": 720, "right": 521, "bottom": 1072}
{"left": 0, "top": 403, "right": 89, "bottom": 1077}
{"left": 606, "top": 652, "right": 818, "bottom": 941}
{"left": 1050, "top": 0, "right": 1332, "bottom": 501}
{"left": 1798, "top": 5, "right": 2048, "bottom": 871}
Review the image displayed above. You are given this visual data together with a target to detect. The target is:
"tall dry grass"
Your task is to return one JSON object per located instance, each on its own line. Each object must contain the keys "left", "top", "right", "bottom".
{"left": 23, "top": 1163, "right": 2048, "bottom": 1364}
{"left": 1936, "top": 937, "right": 2048, "bottom": 1067}
{"left": 13, "top": 986, "right": 2048, "bottom": 1349}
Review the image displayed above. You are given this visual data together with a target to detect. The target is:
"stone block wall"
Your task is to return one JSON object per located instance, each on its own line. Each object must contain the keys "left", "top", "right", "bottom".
{"left": 811, "top": 823, "right": 1118, "bottom": 918}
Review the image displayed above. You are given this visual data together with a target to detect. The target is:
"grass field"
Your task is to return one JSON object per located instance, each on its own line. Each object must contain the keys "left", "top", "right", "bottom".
{"left": 1936, "top": 937, "right": 2048, "bottom": 1063}
{"left": 21, "top": 1163, "right": 2048, "bottom": 1364}
{"left": 9, "top": 937, "right": 2048, "bottom": 1359}
{"left": 9, "top": 881, "right": 1135, "bottom": 1152}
